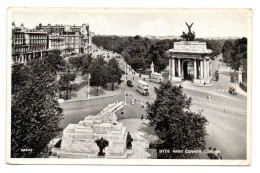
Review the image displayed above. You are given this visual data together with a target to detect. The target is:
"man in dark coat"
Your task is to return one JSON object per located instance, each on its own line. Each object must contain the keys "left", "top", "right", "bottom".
{"left": 95, "top": 137, "right": 109, "bottom": 156}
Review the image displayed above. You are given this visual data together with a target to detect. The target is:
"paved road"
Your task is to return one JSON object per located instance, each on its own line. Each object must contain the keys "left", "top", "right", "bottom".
{"left": 60, "top": 52, "right": 247, "bottom": 159}
{"left": 116, "top": 56, "right": 247, "bottom": 159}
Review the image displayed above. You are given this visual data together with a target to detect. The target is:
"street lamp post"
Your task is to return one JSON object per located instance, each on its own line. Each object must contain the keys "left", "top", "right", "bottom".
{"left": 125, "top": 63, "right": 127, "bottom": 80}
{"left": 124, "top": 91, "right": 127, "bottom": 105}
{"left": 87, "top": 73, "right": 91, "bottom": 99}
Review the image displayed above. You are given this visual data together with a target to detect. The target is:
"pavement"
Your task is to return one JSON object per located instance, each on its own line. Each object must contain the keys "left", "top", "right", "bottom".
{"left": 119, "top": 119, "right": 157, "bottom": 159}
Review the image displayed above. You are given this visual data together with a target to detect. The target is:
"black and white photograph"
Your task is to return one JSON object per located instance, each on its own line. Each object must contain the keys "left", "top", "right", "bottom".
{"left": 6, "top": 8, "right": 252, "bottom": 165}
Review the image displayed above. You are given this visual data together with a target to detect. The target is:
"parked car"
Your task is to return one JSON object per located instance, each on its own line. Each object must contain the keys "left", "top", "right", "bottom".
{"left": 229, "top": 87, "right": 237, "bottom": 95}
{"left": 127, "top": 80, "right": 133, "bottom": 87}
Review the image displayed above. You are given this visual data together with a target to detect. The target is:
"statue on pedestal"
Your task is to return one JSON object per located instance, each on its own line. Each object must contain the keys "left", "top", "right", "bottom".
{"left": 180, "top": 22, "right": 196, "bottom": 41}
{"left": 95, "top": 137, "right": 109, "bottom": 156}
{"left": 126, "top": 132, "right": 133, "bottom": 149}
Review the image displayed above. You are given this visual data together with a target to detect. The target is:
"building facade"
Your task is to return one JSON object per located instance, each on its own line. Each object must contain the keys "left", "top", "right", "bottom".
{"left": 38, "top": 23, "right": 92, "bottom": 54}
{"left": 48, "top": 33, "right": 66, "bottom": 52}
{"left": 12, "top": 22, "right": 48, "bottom": 63}
{"left": 12, "top": 22, "right": 94, "bottom": 63}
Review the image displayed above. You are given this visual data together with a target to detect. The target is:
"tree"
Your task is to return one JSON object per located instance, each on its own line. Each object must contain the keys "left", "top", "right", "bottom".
{"left": 44, "top": 50, "right": 66, "bottom": 74}
{"left": 92, "top": 35, "right": 174, "bottom": 71}
{"left": 196, "top": 38, "right": 225, "bottom": 57}
{"left": 231, "top": 37, "right": 247, "bottom": 71}
{"left": 11, "top": 59, "right": 63, "bottom": 158}
{"left": 81, "top": 53, "right": 93, "bottom": 76}
{"left": 221, "top": 41, "right": 234, "bottom": 66}
{"left": 69, "top": 55, "right": 83, "bottom": 72}
{"left": 107, "top": 58, "right": 123, "bottom": 90}
{"left": 146, "top": 81, "right": 208, "bottom": 159}
{"left": 58, "top": 72, "right": 77, "bottom": 100}
{"left": 11, "top": 63, "right": 29, "bottom": 94}
{"left": 89, "top": 57, "right": 108, "bottom": 94}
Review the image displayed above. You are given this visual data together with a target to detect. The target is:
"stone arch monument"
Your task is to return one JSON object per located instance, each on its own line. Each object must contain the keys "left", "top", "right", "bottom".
{"left": 167, "top": 23, "right": 214, "bottom": 85}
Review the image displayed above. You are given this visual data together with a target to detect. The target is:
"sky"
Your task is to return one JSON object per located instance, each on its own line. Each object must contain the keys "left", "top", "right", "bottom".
{"left": 11, "top": 8, "right": 250, "bottom": 38}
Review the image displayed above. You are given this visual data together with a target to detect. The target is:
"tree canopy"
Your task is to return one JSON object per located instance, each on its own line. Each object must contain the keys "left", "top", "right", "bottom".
{"left": 221, "top": 40, "right": 234, "bottom": 65}
{"left": 93, "top": 35, "right": 175, "bottom": 72}
{"left": 81, "top": 53, "right": 93, "bottom": 76}
{"left": 44, "top": 50, "right": 66, "bottom": 74}
{"left": 93, "top": 35, "right": 225, "bottom": 73}
{"left": 146, "top": 81, "right": 208, "bottom": 159}
{"left": 107, "top": 58, "right": 123, "bottom": 90}
{"left": 11, "top": 59, "right": 63, "bottom": 158}
{"left": 58, "top": 72, "right": 77, "bottom": 100}
{"left": 221, "top": 37, "right": 247, "bottom": 71}
{"left": 89, "top": 57, "right": 108, "bottom": 93}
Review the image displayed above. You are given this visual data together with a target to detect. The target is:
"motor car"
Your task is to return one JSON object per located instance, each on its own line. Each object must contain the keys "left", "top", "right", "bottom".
{"left": 229, "top": 87, "right": 237, "bottom": 95}
{"left": 127, "top": 80, "right": 133, "bottom": 87}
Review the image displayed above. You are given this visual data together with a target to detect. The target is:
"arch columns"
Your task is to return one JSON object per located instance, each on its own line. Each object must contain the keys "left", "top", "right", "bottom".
{"left": 206, "top": 59, "right": 210, "bottom": 79}
{"left": 178, "top": 58, "right": 181, "bottom": 77}
{"left": 168, "top": 57, "right": 182, "bottom": 82}
{"left": 171, "top": 58, "right": 175, "bottom": 77}
{"left": 200, "top": 60, "right": 204, "bottom": 79}
{"left": 203, "top": 59, "right": 207, "bottom": 79}
{"left": 194, "top": 59, "right": 197, "bottom": 79}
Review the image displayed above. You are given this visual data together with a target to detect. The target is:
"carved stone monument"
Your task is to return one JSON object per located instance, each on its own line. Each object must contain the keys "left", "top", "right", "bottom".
{"left": 168, "top": 22, "right": 214, "bottom": 85}
{"left": 55, "top": 101, "right": 133, "bottom": 158}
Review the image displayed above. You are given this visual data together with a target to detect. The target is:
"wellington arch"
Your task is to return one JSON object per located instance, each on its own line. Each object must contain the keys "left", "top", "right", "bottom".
{"left": 167, "top": 41, "right": 214, "bottom": 86}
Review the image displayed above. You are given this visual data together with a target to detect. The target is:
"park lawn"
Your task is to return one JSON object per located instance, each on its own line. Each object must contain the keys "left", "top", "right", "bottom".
{"left": 116, "top": 99, "right": 146, "bottom": 120}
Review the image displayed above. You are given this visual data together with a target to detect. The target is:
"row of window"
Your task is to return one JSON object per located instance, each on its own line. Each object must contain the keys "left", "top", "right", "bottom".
{"left": 29, "top": 40, "right": 47, "bottom": 44}
{"left": 13, "top": 34, "right": 24, "bottom": 38}
{"left": 28, "top": 35, "right": 47, "bottom": 39}
{"left": 13, "top": 45, "right": 47, "bottom": 53}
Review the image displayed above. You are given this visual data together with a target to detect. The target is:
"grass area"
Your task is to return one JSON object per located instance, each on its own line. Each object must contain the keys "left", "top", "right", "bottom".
{"left": 75, "top": 80, "right": 88, "bottom": 91}
{"left": 104, "top": 83, "right": 120, "bottom": 91}
{"left": 116, "top": 98, "right": 146, "bottom": 120}
{"left": 89, "top": 87, "right": 105, "bottom": 96}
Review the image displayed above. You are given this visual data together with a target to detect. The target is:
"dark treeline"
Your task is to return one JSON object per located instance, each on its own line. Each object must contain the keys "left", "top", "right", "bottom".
{"left": 93, "top": 35, "right": 225, "bottom": 72}
{"left": 93, "top": 35, "right": 175, "bottom": 72}
{"left": 221, "top": 37, "right": 247, "bottom": 72}
{"left": 195, "top": 38, "right": 228, "bottom": 56}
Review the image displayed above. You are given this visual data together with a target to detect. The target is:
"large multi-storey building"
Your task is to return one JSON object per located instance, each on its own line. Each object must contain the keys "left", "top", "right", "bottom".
{"left": 11, "top": 22, "right": 94, "bottom": 63}
{"left": 48, "top": 33, "right": 66, "bottom": 51}
{"left": 12, "top": 22, "right": 48, "bottom": 63}
{"left": 38, "top": 23, "right": 92, "bottom": 54}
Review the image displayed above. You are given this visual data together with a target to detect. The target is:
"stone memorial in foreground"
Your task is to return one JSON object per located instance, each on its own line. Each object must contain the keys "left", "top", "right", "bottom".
{"left": 55, "top": 101, "right": 133, "bottom": 158}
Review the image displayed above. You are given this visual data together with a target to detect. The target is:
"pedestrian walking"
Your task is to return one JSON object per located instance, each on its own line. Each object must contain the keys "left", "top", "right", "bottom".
{"left": 131, "top": 98, "right": 135, "bottom": 105}
{"left": 141, "top": 113, "right": 144, "bottom": 120}
{"left": 207, "top": 95, "right": 211, "bottom": 102}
